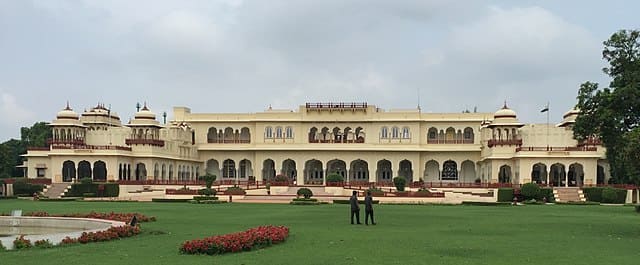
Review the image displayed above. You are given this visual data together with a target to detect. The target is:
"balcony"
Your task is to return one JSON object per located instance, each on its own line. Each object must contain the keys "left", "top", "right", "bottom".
{"left": 207, "top": 139, "right": 251, "bottom": 144}
{"left": 125, "top": 138, "right": 165, "bottom": 147}
{"left": 47, "top": 139, "right": 85, "bottom": 145}
{"left": 305, "top": 102, "right": 367, "bottom": 110}
{"left": 308, "top": 138, "right": 365, "bottom": 144}
{"left": 427, "top": 139, "right": 474, "bottom": 144}
{"left": 487, "top": 139, "right": 522, "bottom": 147}
{"left": 516, "top": 146, "right": 597, "bottom": 152}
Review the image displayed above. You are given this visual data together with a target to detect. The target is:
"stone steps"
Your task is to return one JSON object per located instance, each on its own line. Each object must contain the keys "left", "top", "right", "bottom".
{"left": 43, "top": 183, "right": 71, "bottom": 199}
{"left": 553, "top": 187, "right": 585, "bottom": 202}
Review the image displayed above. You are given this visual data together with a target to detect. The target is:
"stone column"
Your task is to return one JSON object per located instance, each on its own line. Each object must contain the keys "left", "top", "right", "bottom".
{"left": 564, "top": 167, "right": 569, "bottom": 187}
{"left": 368, "top": 161, "right": 376, "bottom": 183}
{"left": 296, "top": 159, "right": 304, "bottom": 186}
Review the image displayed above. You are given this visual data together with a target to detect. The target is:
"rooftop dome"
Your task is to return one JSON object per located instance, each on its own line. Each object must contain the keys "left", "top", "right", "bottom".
{"left": 134, "top": 103, "right": 156, "bottom": 120}
{"left": 493, "top": 103, "right": 517, "bottom": 119}
{"left": 56, "top": 102, "right": 79, "bottom": 120}
{"left": 558, "top": 107, "right": 580, "bottom": 127}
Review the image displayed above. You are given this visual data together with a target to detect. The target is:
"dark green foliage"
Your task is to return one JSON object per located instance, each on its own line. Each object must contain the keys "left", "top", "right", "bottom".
{"left": 0, "top": 122, "right": 51, "bottom": 179}
{"left": 539, "top": 188, "right": 555, "bottom": 202}
{"left": 573, "top": 30, "right": 640, "bottom": 185}
{"left": 290, "top": 199, "right": 321, "bottom": 205}
{"left": 80, "top": 178, "right": 93, "bottom": 184}
{"left": 583, "top": 187, "right": 605, "bottom": 202}
{"left": 292, "top": 198, "right": 318, "bottom": 202}
{"left": 461, "top": 201, "right": 512, "bottom": 206}
{"left": 192, "top": 196, "right": 219, "bottom": 201}
{"left": 393, "top": 177, "right": 407, "bottom": 191}
{"left": 199, "top": 174, "right": 217, "bottom": 190}
{"left": 151, "top": 198, "right": 191, "bottom": 202}
{"left": 635, "top": 205, "right": 640, "bottom": 213}
{"left": 520, "top": 183, "right": 540, "bottom": 200}
{"left": 12, "top": 178, "right": 44, "bottom": 195}
{"left": 586, "top": 187, "right": 627, "bottom": 203}
{"left": 66, "top": 183, "right": 119, "bottom": 197}
{"left": 333, "top": 199, "right": 379, "bottom": 204}
{"left": 39, "top": 197, "right": 78, "bottom": 202}
{"left": 296, "top": 188, "right": 313, "bottom": 199}
{"left": 0, "top": 240, "right": 5, "bottom": 251}
{"left": 554, "top": 201, "right": 601, "bottom": 205}
{"left": 326, "top": 173, "right": 344, "bottom": 183}
{"left": 497, "top": 188, "right": 514, "bottom": 202}
{"left": 198, "top": 188, "right": 216, "bottom": 196}
{"left": 225, "top": 186, "right": 246, "bottom": 195}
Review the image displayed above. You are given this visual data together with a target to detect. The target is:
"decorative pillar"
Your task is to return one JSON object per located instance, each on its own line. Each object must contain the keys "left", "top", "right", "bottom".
{"left": 564, "top": 167, "right": 569, "bottom": 187}
{"left": 368, "top": 161, "right": 376, "bottom": 183}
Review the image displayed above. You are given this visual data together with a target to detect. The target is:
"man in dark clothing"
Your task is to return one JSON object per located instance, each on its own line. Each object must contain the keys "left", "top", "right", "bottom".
{"left": 350, "top": 190, "right": 361, "bottom": 224}
{"left": 364, "top": 191, "right": 376, "bottom": 225}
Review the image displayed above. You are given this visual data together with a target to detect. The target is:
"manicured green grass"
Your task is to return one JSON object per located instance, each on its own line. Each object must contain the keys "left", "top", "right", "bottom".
{"left": 1, "top": 200, "right": 639, "bottom": 265}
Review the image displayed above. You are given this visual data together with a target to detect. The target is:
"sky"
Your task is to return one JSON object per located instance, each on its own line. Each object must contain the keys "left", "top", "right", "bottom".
{"left": 0, "top": 0, "right": 638, "bottom": 141}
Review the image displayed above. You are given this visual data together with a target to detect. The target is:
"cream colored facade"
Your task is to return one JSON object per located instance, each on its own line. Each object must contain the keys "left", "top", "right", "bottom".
{"left": 24, "top": 102, "right": 609, "bottom": 187}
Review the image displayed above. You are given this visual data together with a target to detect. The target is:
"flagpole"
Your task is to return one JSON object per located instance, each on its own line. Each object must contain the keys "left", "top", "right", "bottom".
{"left": 546, "top": 102, "right": 549, "bottom": 151}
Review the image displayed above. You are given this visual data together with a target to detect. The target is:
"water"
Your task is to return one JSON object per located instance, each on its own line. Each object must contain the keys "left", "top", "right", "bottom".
{"left": 0, "top": 226, "right": 86, "bottom": 237}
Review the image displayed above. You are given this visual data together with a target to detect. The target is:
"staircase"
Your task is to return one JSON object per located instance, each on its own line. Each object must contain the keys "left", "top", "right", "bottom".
{"left": 553, "top": 187, "right": 585, "bottom": 202}
{"left": 43, "top": 183, "right": 70, "bottom": 198}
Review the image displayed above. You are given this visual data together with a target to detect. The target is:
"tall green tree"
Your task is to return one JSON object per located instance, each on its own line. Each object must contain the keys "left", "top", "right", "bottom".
{"left": 574, "top": 29, "right": 640, "bottom": 185}
{"left": 0, "top": 122, "right": 52, "bottom": 178}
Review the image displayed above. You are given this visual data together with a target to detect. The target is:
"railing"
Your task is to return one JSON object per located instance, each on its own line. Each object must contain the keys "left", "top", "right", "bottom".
{"left": 125, "top": 138, "right": 165, "bottom": 147}
{"left": 305, "top": 102, "right": 368, "bottom": 109}
{"left": 47, "top": 139, "right": 85, "bottom": 145}
{"left": 51, "top": 144, "right": 132, "bottom": 151}
{"left": 427, "top": 139, "right": 474, "bottom": 144}
{"left": 516, "top": 146, "right": 597, "bottom": 152}
{"left": 487, "top": 139, "right": 522, "bottom": 147}
{"left": 206, "top": 139, "right": 251, "bottom": 144}
{"left": 308, "top": 138, "right": 365, "bottom": 144}
{"left": 27, "top": 146, "right": 51, "bottom": 151}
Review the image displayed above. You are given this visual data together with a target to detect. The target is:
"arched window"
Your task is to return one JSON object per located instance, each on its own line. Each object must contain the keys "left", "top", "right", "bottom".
{"left": 285, "top": 127, "right": 293, "bottom": 138}
{"left": 428, "top": 127, "right": 437, "bottom": 140}
{"left": 275, "top": 126, "right": 283, "bottom": 138}
{"left": 381, "top": 127, "right": 388, "bottom": 138}
{"left": 391, "top": 127, "right": 399, "bottom": 138}
{"left": 265, "top": 127, "right": 273, "bottom": 138}
{"left": 402, "top": 127, "right": 410, "bottom": 139}
{"left": 463, "top": 127, "right": 474, "bottom": 140}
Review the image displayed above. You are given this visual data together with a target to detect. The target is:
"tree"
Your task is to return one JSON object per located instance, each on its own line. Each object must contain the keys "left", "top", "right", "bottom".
{"left": 574, "top": 29, "right": 640, "bottom": 185}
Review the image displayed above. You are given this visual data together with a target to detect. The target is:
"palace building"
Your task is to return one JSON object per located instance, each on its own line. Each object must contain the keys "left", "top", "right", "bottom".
{"left": 23, "top": 102, "right": 609, "bottom": 187}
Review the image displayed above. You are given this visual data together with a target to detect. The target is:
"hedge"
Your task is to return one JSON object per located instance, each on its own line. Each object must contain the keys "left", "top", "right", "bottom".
{"left": 583, "top": 187, "right": 627, "bottom": 204}
{"left": 13, "top": 180, "right": 43, "bottom": 196}
{"left": 520, "top": 183, "right": 540, "bottom": 200}
{"left": 292, "top": 198, "right": 318, "bottom": 202}
{"left": 497, "top": 188, "right": 514, "bottom": 202}
{"left": 289, "top": 201, "right": 321, "bottom": 205}
{"left": 39, "top": 197, "right": 79, "bottom": 202}
{"left": 461, "top": 201, "right": 511, "bottom": 206}
{"left": 582, "top": 187, "right": 604, "bottom": 202}
{"left": 151, "top": 198, "right": 191, "bottom": 203}
{"left": 539, "top": 188, "right": 555, "bottom": 202}
{"left": 65, "top": 183, "right": 119, "bottom": 197}
{"left": 192, "top": 196, "right": 219, "bottom": 201}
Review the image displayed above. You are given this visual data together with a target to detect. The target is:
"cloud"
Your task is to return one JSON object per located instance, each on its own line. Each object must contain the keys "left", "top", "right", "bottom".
{"left": 0, "top": 90, "right": 36, "bottom": 131}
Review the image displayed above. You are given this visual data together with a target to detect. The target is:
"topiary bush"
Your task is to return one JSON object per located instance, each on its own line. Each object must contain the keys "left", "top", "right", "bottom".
{"left": 326, "top": 173, "right": 344, "bottom": 183}
{"left": 296, "top": 188, "right": 313, "bottom": 199}
{"left": 602, "top": 187, "right": 618, "bottom": 203}
{"left": 393, "top": 177, "right": 407, "bottom": 192}
{"left": 198, "top": 188, "right": 216, "bottom": 196}
{"left": 497, "top": 188, "right": 514, "bottom": 202}
{"left": 520, "top": 183, "right": 540, "bottom": 200}
{"left": 582, "top": 187, "right": 604, "bottom": 202}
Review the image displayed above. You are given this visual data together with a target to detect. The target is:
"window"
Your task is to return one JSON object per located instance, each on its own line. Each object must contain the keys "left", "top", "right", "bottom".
{"left": 402, "top": 127, "right": 410, "bottom": 139}
{"left": 275, "top": 126, "right": 283, "bottom": 138}
{"left": 265, "top": 127, "right": 273, "bottom": 138}
{"left": 381, "top": 127, "right": 388, "bottom": 138}
{"left": 285, "top": 127, "right": 293, "bottom": 138}
{"left": 37, "top": 168, "right": 45, "bottom": 177}
{"left": 428, "top": 128, "right": 438, "bottom": 140}
{"left": 391, "top": 127, "right": 399, "bottom": 138}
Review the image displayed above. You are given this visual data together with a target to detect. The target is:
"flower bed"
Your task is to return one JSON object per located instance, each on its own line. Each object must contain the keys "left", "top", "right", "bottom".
{"left": 180, "top": 225, "right": 289, "bottom": 255}
{"left": 61, "top": 225, "right": 140, "bottom": 244}
{"left": 19, "top": 211, "right": 156, "bottom": 223}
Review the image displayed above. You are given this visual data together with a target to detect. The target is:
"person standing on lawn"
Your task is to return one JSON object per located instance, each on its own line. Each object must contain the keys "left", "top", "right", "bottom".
{"left": 364, "top": 191, "right": 376, "bottom": 225}
{"left": 350, "top": 190, "right": 361, "bottom": 224}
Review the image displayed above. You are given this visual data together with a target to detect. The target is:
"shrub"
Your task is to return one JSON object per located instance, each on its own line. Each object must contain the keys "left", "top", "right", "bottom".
{"left": 497, "top": 188, "right": 514, "bottom": 202}
{"left": 12, "top": 179, "right": 44, "bottom": 195}
{"left": 292, "top": 198, "right": 318, "bottom": 202}
{"left": 520, "top": 183, "right": 540, "bottom": 200}
{"left": 393, "top": 177, "right": 407, "bottom": 192}
{"left": 602, "top": 187, "right": 619, "bottom": 203}
{"left": 34, "top": 239, "right": 54, "bottom": 249}
{"left": 297, "top": 188, "right": 313, "bottom": 199}
{"left": 326, "top": 173, "right": 344, "bottom": 183}
{"left": 582, "top": 187, "right": 604, "bottom": 202}
{"left": 66, "top": 183, "right": 119, "bottom": 197}
{"left": 80, "top": 178, "right": 93, "bottom": 184}
{"left": 198, "top": 188, "right": 216, "bottom": 196}
{"left": 615, "top": 189, "right": 627, "bottom": 204}
{"left": 199, "top": 174, "right": 217, "bottom": 190}
{"left": 0, "top": 241, "right": 6, "bottom": 251}
{"left": 539, "top": 188, "right": 555, "bottom": 202}
{"left": 274, "top": 174, "right": 289, "bottom": 182}
{"left": 193, "top": 196, "right": 218, "bottom": 201}
{"left": 225, "top": 186, "right": 246, "bottom": 195}
{"left": 13, "top": 235, "right": 32, "bottom": 250}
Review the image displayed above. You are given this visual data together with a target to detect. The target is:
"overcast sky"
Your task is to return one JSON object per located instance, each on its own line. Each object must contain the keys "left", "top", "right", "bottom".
{"left": 0, "top": 0, "right": 638, "bottom": 141}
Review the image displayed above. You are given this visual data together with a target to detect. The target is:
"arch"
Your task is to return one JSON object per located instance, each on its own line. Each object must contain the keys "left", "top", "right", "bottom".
{"left": 153, "top": 163, "right": 159, "bottom": 180}
{"left": 597, "top": 165, "right": 605, "bottom": 185}
{"left": 568, "top": 163, "right": 584, "bottom": 187}
{"left": 93, "top": 161, "right": 107, "bottom": 182}
{"left": 445, "top": 127, "right": 455, "bottom": 141}
{"left": 511, "top": 128, "right": 517, "bottom": 139}
{"left": 135, "top": 163, "right": 147, "bottom": 181}
{"left": 463, "top": 127, "right": 474, "bottom": 142}
{"left": 78, "top": 160, "right": 92, "bottom": 180}
{"left": 161, "top": 164, "right": 166, "bottom": 180}
{"left": 222, "top": 159, "right": 236, "bottom": 179}
{"left": 308, "top": 127, "right": 318, "bottom": 142}
{"left": 282, "top": 159, "right": 297, "bottom": 182}
{"left": 240, "top": 127, "right": 251, "bottom": 143}
{"left": 275, "top": 126, "right": 283, "bottom": 138}
{"left": 321, "top": 127, "right": 330, "bottom": 141}
{"left": 206, "top": 159, "right": 220, "bottom": 177}
{"left": 224, "top": 127, "right": 234, "bottom": 142}
{"left": 550, "top": 163, "right": 566, "bottom": 187}
{"left": 332, "top": 127, "right": 342, "bottom": 142}
{"left": 498, "top": 165, "right": 512, "bottom": 184}
{"left": 460, "top": 160, "right": 476, "bottom": 182}
{"left": 239, "top": 159, "right": 253, "bottom": 179}
{"left": 376, "top": 160, "right": 392, "bottom": 182}
{"left": 381, "top": 127, "right": 388, "bottom": 139}
{"left": 62, "top": 160, "right": 76, "bottom": 182}
{"left": 118, "top": 164, "right": 123, "bottom": 180}
{"left": 391, "top": 127, "right": 399, "bottom": 138}
{"left": 304, "top": 159, "right": 324, "bottom": 184}
{"left": 168, "top": 165, "right": 173, "bottom": 180}
{"left": 285, "top": 126, "right": 293, "bottom": 139}
{"left": 531, "top": 163, "right": 548, "bottom": 184}
{"left": 402, "top": 127, "right": 410, "bottom": 139}
{"left": 398, "top": 160, "right": 413, "bottom": 182}
{"left": 349, "top": 160, "right": 368, "bottom": 182}
{"left": 262, "top": 159, "right": 276, "bottom": 181}
{"left": 428, "top": 127, "right": 438, "bottom": 140}
{"left": 456, "top": 130, "right": 463, "bottom": 140}
{"left": 327, "top": 159, "right": 347, "bottom": 177}
{"left": 441, "top": 160, "right": 458, "bottom": 180}
{"left": 424, "top": 160, "right": 439, "bottom": 182}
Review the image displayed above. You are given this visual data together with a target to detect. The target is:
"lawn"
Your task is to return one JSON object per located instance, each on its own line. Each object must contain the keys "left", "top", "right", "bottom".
{"left": 0, "top": 200, "right": 638, "bottom": 265}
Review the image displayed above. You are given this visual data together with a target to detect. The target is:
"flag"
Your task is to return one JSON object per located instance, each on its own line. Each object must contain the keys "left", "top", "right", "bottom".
{"left": 540, "top": 103, "right": 549, "bottom": 113}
